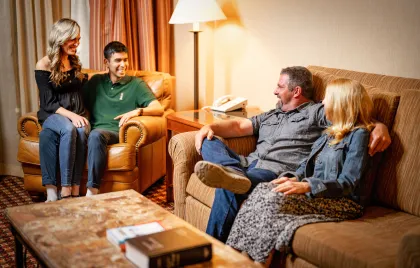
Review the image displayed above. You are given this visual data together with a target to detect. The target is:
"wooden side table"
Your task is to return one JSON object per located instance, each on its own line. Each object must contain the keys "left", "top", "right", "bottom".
{"left": 165, "top": 108, "right": 263, "bottom": 202}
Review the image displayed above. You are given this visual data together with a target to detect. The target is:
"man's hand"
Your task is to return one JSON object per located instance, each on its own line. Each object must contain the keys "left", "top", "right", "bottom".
{"left": 69, "top": 113, "right": 89, "bottom": 128}
{"left": 114, "top": 109, "right": 140, "bottom": 127}
{"left": 271, "top": 180, "right": 311, "bottom": 195}
{"left": 195, "top": 125, "right": 215, "bottom": 155}
{"left": 369, "top": 122, "right": 391, "bottom": 156}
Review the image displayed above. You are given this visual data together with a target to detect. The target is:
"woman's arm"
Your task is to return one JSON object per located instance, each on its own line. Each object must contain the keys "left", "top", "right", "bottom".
{"left": 302, "top": 129, "right": 370, "bottom": 198}
{"left": 35, "top": 59, "right": 61, "bottom": 114}
{"left": 55, "top": 107, "right": 89, "bottom": 127}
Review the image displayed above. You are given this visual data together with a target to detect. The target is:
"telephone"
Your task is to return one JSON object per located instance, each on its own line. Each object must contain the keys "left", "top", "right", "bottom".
{"left": 210, "top": 95, "right": 248, "bottom": 112}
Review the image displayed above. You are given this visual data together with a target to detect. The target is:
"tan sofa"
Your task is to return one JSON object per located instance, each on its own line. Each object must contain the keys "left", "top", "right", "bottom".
{"left": 17, "top": 69, "right": 174, "bottom": 201}
{"left": 169, "top": 66, "right": 420, "bottom": 267}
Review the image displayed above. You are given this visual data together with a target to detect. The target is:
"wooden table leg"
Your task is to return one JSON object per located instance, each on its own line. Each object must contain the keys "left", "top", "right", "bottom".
{"left": 11, "top": 226, "right": 24, "bottom": 268}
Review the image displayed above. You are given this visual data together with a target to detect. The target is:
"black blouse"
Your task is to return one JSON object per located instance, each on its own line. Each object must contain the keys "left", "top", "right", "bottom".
{"left": 35, "top": 69, "right": 88, "bottom": 124}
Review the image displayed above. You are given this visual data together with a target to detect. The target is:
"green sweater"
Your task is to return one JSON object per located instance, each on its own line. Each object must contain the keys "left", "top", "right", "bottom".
{"left": 83, "top": 74, "right": 156, "bottom": 133}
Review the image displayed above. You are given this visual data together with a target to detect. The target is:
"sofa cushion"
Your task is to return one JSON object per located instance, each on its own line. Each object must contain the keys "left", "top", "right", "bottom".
{"left": 17, "top": 138, "right": 136, "bottom": 171}
{"left": 396, "top": 225, "right": 420, "bottom": 268}
{"left": 292, "top": 206, "right": 420, "bottom": 268}
{"left": 186, "top": 174, "right": 216, "bottom": 208}
{"left": 374, "top": 89, "right": 420, "bottom": 216}
{"left": 185, "top": 196, "right": 212, "bottom": 232}
{"left": 311, "top": 70, "right": 400, "bottom": 129}
{"left": 107, "top": 144, "right": 136, "bottom": 171}
{"left": 311, "top": 70, "right": 401, "bottom": 205}
{"left": 308, "top": 65, "right": 420, "bottom": 95}
{"left": 128, "top": 70, "right": 173, "bottom": 110}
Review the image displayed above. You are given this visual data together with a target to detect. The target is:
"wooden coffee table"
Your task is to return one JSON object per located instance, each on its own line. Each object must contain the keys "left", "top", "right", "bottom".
{"left": 5, "top": 190, "right": 260, "bottom": 268}
{"left": 165, "top": 108, "right": 263, "bottom": 202}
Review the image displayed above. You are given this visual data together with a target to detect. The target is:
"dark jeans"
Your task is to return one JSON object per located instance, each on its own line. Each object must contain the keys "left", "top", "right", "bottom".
{"left": 202, "top": 138, "right": 277, "bottom": 242}
{"left": 39, "top": 114, "right": 89, "bottom": 186}
{"left": 87, "top": 128, "right": 119, "bottom": 189}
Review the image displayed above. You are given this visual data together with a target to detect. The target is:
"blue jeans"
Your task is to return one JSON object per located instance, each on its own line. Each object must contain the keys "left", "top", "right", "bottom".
{"left": 202, "top": 138, "right": 277, "bottom": 242}
{"left": 39, "top": 114, "right": 89, "bottom": 186}
{"left": 87, "top": 128, "right": 119, "bottom": 189}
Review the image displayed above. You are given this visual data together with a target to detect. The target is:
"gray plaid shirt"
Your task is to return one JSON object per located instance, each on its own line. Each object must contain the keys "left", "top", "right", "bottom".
{"left": 242, "top": 102, "right": 328, "bottom": 176}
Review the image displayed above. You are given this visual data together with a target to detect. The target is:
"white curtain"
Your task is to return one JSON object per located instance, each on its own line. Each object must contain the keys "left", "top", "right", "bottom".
{"left": 14, "top": 0, "right": 71, "bottom": 115}
{"left": 71, "top": 0, "right": 90, "bottom": 68}
{"left": 0, "top": 0, "right": 70, "bottom": 176}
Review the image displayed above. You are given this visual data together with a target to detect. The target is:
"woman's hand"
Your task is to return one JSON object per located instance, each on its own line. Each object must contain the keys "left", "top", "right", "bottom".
{"left": 271, "top": 176, "right": 298, "bottom": 184}
{"left": 69, "top": 113, "right": 89, "bottom": 128}
{"left": 271, "top": 180, "right": 311, "bottom": 195}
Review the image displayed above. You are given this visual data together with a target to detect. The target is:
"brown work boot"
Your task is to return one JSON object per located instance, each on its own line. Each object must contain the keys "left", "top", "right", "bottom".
{"left": 194, "top": 161, "right": 251, "bottom": 194}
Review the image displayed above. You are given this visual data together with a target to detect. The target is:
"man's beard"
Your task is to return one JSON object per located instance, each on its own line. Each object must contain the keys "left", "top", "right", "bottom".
{"left": 276, "top": 99, "right": 283, "bottom": 109}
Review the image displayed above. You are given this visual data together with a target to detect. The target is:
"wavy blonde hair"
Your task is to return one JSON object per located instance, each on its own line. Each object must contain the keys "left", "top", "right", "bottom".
{"left": 47, "top": 18, "right": 83, "bottom": 85}
{"left": 324, "top": 78, "right": 375, "bottom": 145}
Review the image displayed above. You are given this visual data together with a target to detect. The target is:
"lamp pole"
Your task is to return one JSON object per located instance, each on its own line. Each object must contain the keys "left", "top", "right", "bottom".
{"left": 191, "top": 22, "right": 202, "bottom": 110}
{"left": 193, "top": 31, "right": 199, "bottom": 110}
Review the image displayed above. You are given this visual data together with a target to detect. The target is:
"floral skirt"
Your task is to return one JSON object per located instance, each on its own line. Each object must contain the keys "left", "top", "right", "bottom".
{"left": 226, "top": 183, "right": 363, "bottom": 263}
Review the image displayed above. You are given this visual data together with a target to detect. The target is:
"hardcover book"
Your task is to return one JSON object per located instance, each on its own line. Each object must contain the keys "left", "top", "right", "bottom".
{"left": 125, "top": 226, "right": 212, "bottom": 268}
{"left": 106, "top": 221, "right": 165, "bottom": 251}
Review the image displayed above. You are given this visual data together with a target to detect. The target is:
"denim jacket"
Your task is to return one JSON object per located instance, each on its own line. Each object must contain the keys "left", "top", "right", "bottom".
{"left": 280, "top": 128, "right": 370, "bottom": 203}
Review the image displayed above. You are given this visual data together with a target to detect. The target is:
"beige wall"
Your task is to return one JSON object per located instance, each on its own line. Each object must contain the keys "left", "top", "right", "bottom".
{"left": 173, "top": 0, "right": 420, "bottom": 112}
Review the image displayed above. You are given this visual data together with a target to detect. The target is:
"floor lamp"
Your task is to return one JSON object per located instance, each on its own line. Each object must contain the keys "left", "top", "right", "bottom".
{"left": 169, "top": 0, "right": 226, "bottom": 110}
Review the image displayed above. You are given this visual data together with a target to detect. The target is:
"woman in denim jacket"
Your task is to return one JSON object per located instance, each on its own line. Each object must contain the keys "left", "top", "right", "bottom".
{"left": 226, "top": 78, "right": 375, "bottom": 263}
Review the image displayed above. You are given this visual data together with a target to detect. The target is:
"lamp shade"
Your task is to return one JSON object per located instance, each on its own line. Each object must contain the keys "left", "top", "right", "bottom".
{"left": 169, "top": 0, "right": 227, "bottom": 24}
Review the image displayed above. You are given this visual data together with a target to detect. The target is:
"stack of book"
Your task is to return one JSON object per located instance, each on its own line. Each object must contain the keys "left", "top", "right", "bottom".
{"left": 106, "top": 222, "right": 165, "bottom": 251}
{"left": 125, "top": 226, "right": 212, "bottom": 268}
{"left": 107, "top": 223, "right": 213, "bottom": 267}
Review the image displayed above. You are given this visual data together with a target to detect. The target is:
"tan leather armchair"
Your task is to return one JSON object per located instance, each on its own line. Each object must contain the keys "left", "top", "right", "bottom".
{"left": 17, "top": 69, "right": 174, "bottom": 201}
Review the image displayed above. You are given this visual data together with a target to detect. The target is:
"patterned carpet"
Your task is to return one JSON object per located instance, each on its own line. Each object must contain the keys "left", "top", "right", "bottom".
{"left": 0, "top": 175, "right": 173, "bottom": 267}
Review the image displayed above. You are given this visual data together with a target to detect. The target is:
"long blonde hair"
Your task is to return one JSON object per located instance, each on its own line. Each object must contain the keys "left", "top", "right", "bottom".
{"left": 324, "top": 78, "right": 374, "bottom": 144}
{"left": 47, "top": 18, "right": 83, "bottom": 85}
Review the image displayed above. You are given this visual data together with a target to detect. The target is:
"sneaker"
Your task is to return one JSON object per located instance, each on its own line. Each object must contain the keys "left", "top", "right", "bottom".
{"left": 194, "top": 161, "right": 251, "bottom": 194}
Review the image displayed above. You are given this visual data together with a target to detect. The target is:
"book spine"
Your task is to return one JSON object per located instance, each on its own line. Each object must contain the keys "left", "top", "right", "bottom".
{"left": 149, "top": 244, "right": 212, "bottom": 268}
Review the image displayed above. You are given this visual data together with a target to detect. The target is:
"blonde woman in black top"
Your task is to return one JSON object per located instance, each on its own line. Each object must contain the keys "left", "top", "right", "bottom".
{"left": 35, "top": 18, "right": 89, "bottom": 201}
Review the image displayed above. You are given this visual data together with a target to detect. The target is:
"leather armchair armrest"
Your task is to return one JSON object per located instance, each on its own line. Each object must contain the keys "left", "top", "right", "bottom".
{"left": 119, "top": 110, "right": 173, "bottom": 148}
{"left": 17, "top": 112, "right": 41, "bottom": 138}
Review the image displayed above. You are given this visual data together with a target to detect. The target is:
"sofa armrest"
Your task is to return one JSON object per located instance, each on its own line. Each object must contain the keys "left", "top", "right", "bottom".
{"left": 396, "top": 225, "right": 420, "bottom": 268}
{"left": 17, "top": 112, "right": 41, "bottom": 138}
{"left": 168, "top": 131, "right": 201, "bottom": 219}
{"left": 168, "top": 132, "right": 257, "bottom": 219}
{"left": 221, "top": 135, "right": 257, "bottom": 157}
{"left": 119, "top": 110, "right": 173, "bottom": 148}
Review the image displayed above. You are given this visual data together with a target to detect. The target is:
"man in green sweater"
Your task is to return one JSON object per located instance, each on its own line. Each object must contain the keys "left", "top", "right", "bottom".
{"left": 83, "top": 41, "right": 163, "bottom": 196}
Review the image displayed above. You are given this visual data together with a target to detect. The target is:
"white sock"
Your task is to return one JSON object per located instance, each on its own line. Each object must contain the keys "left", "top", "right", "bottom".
{"left": 45, "top": 185, "right": 58, "bottom": 202}
{"left": 86, "top": 187, "right": 99, "bottom": 196}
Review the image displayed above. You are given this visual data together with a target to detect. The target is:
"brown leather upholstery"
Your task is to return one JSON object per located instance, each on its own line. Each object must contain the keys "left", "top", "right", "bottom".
{"left": 17, "top": 69, "right": 174, "bottom": 201}
{"left": 169, "top": 66, "right": 420, "bottom": 267}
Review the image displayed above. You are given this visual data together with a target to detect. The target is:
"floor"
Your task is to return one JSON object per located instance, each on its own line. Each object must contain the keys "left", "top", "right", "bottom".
{"left": 0, "top": 175, "right": 173, "bottom": 267}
